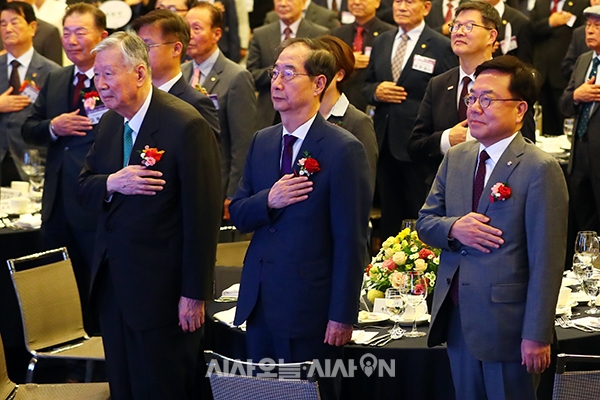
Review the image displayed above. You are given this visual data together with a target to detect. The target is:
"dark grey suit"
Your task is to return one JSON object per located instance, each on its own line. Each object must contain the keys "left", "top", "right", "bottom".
{"left": 561, "top": 25, "right": 586, "bottom": 81}
{"left": 0, "top": 51, "right": 59, "bottom": 181}
{"left": 418, "top": 134, "right": 568, "bottom": 398}
{"left": 264, "top": 1, "right": 340, "bottom": 30}
{"left": 183, "top": 52, "right": 257, "bottom": 199}
{"left": 247, "top": 19, "right": 329, "bottom": 129}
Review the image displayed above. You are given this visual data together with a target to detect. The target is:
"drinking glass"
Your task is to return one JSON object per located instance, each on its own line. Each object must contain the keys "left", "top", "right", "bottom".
{"left": 21, "top": 149, "right": 45, "bottom": 207}
{"left": 575, "top": 231, "right": 600, "bottom": 263}
{"left": 582, "top": 277, "right": 600, "bottom": 314}
{"left": 384, "top": 288, "right": 406, "bottom": 339}
{"left": 573, "top": 253, "right": 594, "bottom": 283}
{"left": 399, "top": 272, "right": 428, "bottom": 338}
{"left": 563, "top": 118, "right": 574, "bottom": 140}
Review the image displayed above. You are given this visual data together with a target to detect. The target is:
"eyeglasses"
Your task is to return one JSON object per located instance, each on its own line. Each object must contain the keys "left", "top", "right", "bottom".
{"left": 268, "top": 68, "right": 312, "bottom": 81}
{"left": 448, "top": 22, "right": 493, "bottom": 33}
{"left": 144, "top": 41, "right": 177, "bottom": 51}
{"left": 463, "top": 94, "right": 522, "bottom": 109}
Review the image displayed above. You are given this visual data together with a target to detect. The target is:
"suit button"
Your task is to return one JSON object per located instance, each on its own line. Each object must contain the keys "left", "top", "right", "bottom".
{"left": 446, "top": 278, "right": 451, "bottom": 284}
{"left": 64, "top": 146, "right": 69, "bottom": 151}
{"left": 269, "top": 228, "right": 275, "bottom": 233}
{"left": 461, "top": 249, "right": 467, "bottom": 256}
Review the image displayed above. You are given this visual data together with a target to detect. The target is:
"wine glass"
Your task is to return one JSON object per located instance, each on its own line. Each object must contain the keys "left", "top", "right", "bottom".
{"left": 582, "top": 277, "right": 600, "bottom": 314}
{"left": 384, "top": 288, "right": 406, "bottom": 339}
{"left": 563, "top": 118, "right": 574, "bottom": 140}
{"left": 21, "top": 149, "right": 45, "bottom": 207}
{"left": 573, "top": 253, "right": 594, "bottom": 283}
{"left": 575, "top": 231, "right": 600, "bottom": 265}
{"left": 399, "top": 271, "right": 428, "bottom": 338}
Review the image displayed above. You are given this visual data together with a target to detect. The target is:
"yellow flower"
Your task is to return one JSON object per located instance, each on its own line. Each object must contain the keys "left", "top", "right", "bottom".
{"left": 382, "top": 237, "right": 395, "bottom": 249}
{"left": 398, "top": 228, "right": 410, "bottom": 241}
{"left": 367, "top": 289, "right": 385, "bottom": 304}
{"left": 414, "top": 259, "right": 427, "bottom": 272}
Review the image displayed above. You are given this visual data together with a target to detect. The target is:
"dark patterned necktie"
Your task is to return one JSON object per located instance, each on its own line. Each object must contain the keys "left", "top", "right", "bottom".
{"left": 280, "top": 134, "right": 297, "bottom": 176}
{"left": 472, "top": 150, "right": 490, "bottom": 212}
{"left": 457, "top": 76, "right": 471, "bottom": 122}
{"left": 353, "top": 26, "right": 364, "bottom": 52}
{"left": 9, "top": 60, "right": 21, "bottom": 95}
{"left": 576, "top": 57, "right": 600, "bottom": 138}
{"left": 73, "top": 73, "right": 87, "bottom": 108}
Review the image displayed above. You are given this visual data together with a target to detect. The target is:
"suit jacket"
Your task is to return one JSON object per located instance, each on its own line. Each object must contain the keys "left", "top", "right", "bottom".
{"left": 327, "top": 102, "right": 378, "bottom": 188}
{"left": 22, "top": 66, "right": 99, "bottom": 231}
{"left": 312, "top": 0, "right": 348, "bottom": 16}
{"left": 331, "top": 17, "right": 395, "bottom": 111}
{"left": 531, "top": 0, "right": 587, "bottom": 88}
{"left": 561, "top": 25, "right": 586, "bottom": 81}
{"left": 409, "top": 67, "right": 536, "bottom": 184}
{"left": 376, "top": 0, "right": 394, "bottom": 25}
{"left": 0, "top": 51, "right": 58, "bottom": 176}
{"left": 183, "top": 52, "right": 257, "bottom": 198}
{"left": 363, "top": 25, "right": 458, "bottom": 162}
{"left": 559, "top": 51, "right": 600, "bottom": 175}
{"left": 425, "top": 0, "right": 464, "bottom": 35}
{"left": 0, "top": 19, "right": 62, "bottom": 66}
{"left": 218, "top": 0, "right": 242, "bottom": 63}
{"left": 78, "top": 88, "right": 222, "bottom": 330}
{"left": 168, "top": 75, "right": 221, "bottom": 140}
{"left": 247, "top": 20, "right": 329, "bottom": 130}
{"left": 230, "top": 114, "right": 372, "bottom": 337}
{"left": 417, "top": 134, "right": 568, "bottom": 362}
{"left": 265, "top": 1, "right": 340, "bottom": 30}
{"left": 493, "top": 5, "right": 533, "bottom": 63}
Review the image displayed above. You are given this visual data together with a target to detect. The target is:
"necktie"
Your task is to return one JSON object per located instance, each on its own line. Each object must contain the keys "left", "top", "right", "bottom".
{"left": 353, "top": 26, "right": 364, "bottom": 53}
{"left": 391, "top": 34, "right": 409, "bottom": 83}
{"left": 332, "top": 0, "right": 338, "bottom": 12}
{"left": 457, "top": 76, "right": 471, "bottom": 122}
{"left": 9, "top": 60, "right": 21, "bottom": 95}
{"left": 123, "top": 122, "right": 134, "bottom": 168}
{"left": 472, "top": 150, "right": 490, "bottom": 212}
{"left": 445, "top": 1, "right": 454, "bottom": 23}
{"left": 283, "top": 26, "right": 292, "bottom": 41}
{"left": 190, "top": 66, "right": 201, "bottom": 88}
{"left": 280, "top": 134, "right": 298, "bottom": 176}
{"left": 550, "top": 0, "right": 560, "bottom": 13}
{"left": 73, "top": 73, "right": 87, "bottom": 108}
{"left": 576, "top": 57, "right": 600, "bottom": 138}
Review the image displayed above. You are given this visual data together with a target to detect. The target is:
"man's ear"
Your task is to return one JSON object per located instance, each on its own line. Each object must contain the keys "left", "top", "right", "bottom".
{"left": 314, "top": 74, "right": 327, "bottom": 97}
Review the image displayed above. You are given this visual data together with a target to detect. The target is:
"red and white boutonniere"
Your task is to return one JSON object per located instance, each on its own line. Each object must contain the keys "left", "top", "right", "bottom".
{"left": 139, "top": 145, "right": 165, "bottom": 167}
{"left": 490, "top": 182, "right": 511, "bottom": 202}
{"left": 297, "top": 151, "right": 320, "bottom": 177}
{"left": 82, "top": 90, "right": 101, "bottom": 111}
{"left": 194, "top": 84, "right": 209, "bottom": 96}
{"left": 19, "top": 78, "right": 37, "bottom": 92}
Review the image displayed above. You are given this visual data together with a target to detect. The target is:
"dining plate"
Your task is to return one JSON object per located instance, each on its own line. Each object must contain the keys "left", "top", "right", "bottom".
{"left": 357, "top": 311, "right": 389, "bottom": 324}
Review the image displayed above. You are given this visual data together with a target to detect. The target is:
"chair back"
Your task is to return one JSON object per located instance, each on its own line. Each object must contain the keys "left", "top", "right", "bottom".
{"left": 0, "top": 336, "right": 17, "bottom": 400}
{"left": 553, "top": 353, "right": 600, "bottom": 400}
{"left": 7, "top": 248, "right": 87, "bottom": 353}
{"left": 205, "top": 350, "right": 320, "bottom": 400}
{"left": 214, "top": 241, "right": 249, "bottom": 298}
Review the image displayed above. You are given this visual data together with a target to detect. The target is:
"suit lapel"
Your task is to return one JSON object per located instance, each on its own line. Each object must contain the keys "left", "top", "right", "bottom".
{"left": 460, "top": 142, "right": 479, "bottom": 214}
{"left": 0, "top": 55, "right": 8, "bottom": 92}
{"left": 478, "top": 134, "right": 524, "bottom": 214}
{"left": 25, "top": 52, "right": 43, "bottom": 83}
{"left": 397, "top": 27, "right": 433, "bottom": 86}
{"left": 293, "top": 114, "right": 325, "bottom": 173}
{"left": 57, "top": 66, "right": 75, "bottom": 113}
{"left": 203, "top": 53, "right": 224, "bottom": 93}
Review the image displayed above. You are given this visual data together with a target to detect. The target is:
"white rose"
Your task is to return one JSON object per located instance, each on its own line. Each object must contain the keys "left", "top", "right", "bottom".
{"left": 392, "top": 251, "right": 407, "bottom": 265}
{"left": 414, "top": 259, "right": 427, "bottom": 272}
{"left": 385, "top": 248, "right": 395, "bottom": 258}
{"left": 389, "top": 272, "right": 406, "bottom": 289}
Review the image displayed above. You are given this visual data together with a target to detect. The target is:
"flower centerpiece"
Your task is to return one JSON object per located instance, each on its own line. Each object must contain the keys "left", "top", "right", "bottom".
{"left": 364, "top": 228, "right": 440, "bottom": 303}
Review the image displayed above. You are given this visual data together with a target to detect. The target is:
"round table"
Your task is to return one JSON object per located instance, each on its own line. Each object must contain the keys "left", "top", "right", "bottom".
{"left": 205, "top": 302, "right": 600, "bottom": 400}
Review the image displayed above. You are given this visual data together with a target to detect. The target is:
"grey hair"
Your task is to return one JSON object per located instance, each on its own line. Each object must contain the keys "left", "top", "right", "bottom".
{"left": 92, "top": 31, "right": 151, "bottom": 76}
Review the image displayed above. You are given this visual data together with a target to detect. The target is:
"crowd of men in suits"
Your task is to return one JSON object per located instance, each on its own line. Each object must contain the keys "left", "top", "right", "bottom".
{"left": 0, "top": 0, "right": 598, "bottom": 398}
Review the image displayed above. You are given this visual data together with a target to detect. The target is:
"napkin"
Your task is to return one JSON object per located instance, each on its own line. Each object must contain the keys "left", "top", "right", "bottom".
{"left": 213, "top": 306, "right": 246, "bottom": 331}
{"left": 570, "top": 316, "right": 600, "bottom": 330}
{"left": 13, "top": 214, "right": 41, "bottom": 229}
{"left": 351, "top": 330, "right": 379, "bottom": 345}
{"left": 222, "top": 283, "right": 240, "bottom": 298}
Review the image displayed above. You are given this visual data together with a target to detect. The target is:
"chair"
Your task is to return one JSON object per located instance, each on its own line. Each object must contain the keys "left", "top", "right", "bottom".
{"left": 0, "top": 334, "right": 110, "bottom": 399}
{"left": 553, "top": 353, "right": 600, "bottom": 400}
{"left": 213, "top": 241, "right": 249, "bottom": 299}
{"left": 6, "top": 248, "right": 104, "bottom": 383}
{"left": 204, "top": 350, "right": 320, "bottom": 400}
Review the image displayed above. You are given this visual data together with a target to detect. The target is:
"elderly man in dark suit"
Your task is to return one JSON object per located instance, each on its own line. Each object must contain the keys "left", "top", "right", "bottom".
{"left": 418, "top": 55, "right": 568, "bottom": 400}
{"left": 484, "top": 0, "right": 532, "bottom": 63}
{"left": 78, "top": 31, "right": 221, "bottom": 400}
{"left": 265, "top": 0, "right": 340, "bottom": 29}
{"left": 331, "top": 0, "right": 395, "bottom": 111}
{"left": 230, "top": 37, "right": 372, "bottom": 400}
{"left": 560, "top": 5, "right": 600, "bottom": 234}
{"left": 182, "top": 2, "right": 256, "bottom": 221}
{"left": 0, "top": 1, "right": 58, "bottom": 184}
{"left": 364, "top": 0, "right": 457, "bottom": 239}
{"left": 22, "top": 3, "right": 107, "bottom": 333}
{"left": 131, "top": 9, "right": 220, "bottom": 139}
{"left": 248, "top": 0, "right": 328, "bottom": 130}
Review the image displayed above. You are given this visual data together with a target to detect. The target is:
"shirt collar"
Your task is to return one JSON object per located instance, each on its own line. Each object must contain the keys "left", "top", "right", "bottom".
{"left": 396, "top": 20, "right": 425, "bottom": 41}
{"left": 280, "top": 17, "right": 303, "bottom": 36}
{"left": 458, "top": 66, "right": 476, "bottom": 84}
{"left": 158, "top": 72, "right": 183, "bottom": 92}
{"left": 7, "top": 46, "right": 34, "bottom": 71}
{"left": 355, "top": 16, "right": 377, "bottom": 30}
{"left": 283, "top": 112, "right": 318, "bottom": 141}
{"left": 493, "top": 0, "right": 505, "bottom": 17}
{"left": 126, "top": 86, "right": 153, "bottom": 134}
{"left": 194, "top": 47, "right": 220, "bottom": 76}
{"left": 326, "top": 92, "right": 350, "bottom": 119}
{"left": 479, "top": 132, "right": 518, "bottom": 164}
{"left": 73, "top": 65, "right": 95, "bottom": 85}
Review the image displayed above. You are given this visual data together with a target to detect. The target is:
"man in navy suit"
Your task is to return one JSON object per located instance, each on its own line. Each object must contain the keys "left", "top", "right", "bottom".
{"left": 364, "top": 0, "right": 457, "bottom": 239}
{"left": 230, "top": 37, "right": 372, "bottom": 400}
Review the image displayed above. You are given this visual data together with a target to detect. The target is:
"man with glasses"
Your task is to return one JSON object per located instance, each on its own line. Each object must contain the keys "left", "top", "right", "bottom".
{"left": 418, "top": 55, "right": 568, "bottom": 400}
{"left": 22, "top": 3, "right": 108, "bottom": 334}
{"left": 363, "top": 0, "right": 456, "bottom": 240}
{"left": 230, "top": 37, "right": 372, "bottom": 400}
{"left": 182, "top": 2, "right": 255, "bottom": 221}
{"left": 560, "top": 5, "right": 600, "bottom": 234}
{"left": 131, "top": 9, "right": 220, "bottom": 139}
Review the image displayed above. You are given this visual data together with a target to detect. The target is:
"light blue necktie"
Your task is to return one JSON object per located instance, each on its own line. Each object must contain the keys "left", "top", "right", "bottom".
{"left": 576, "top": 57, "right": 600, "bottom": 138}
{"left": 123, "top": 122, "right": 134, "bottom": 167}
